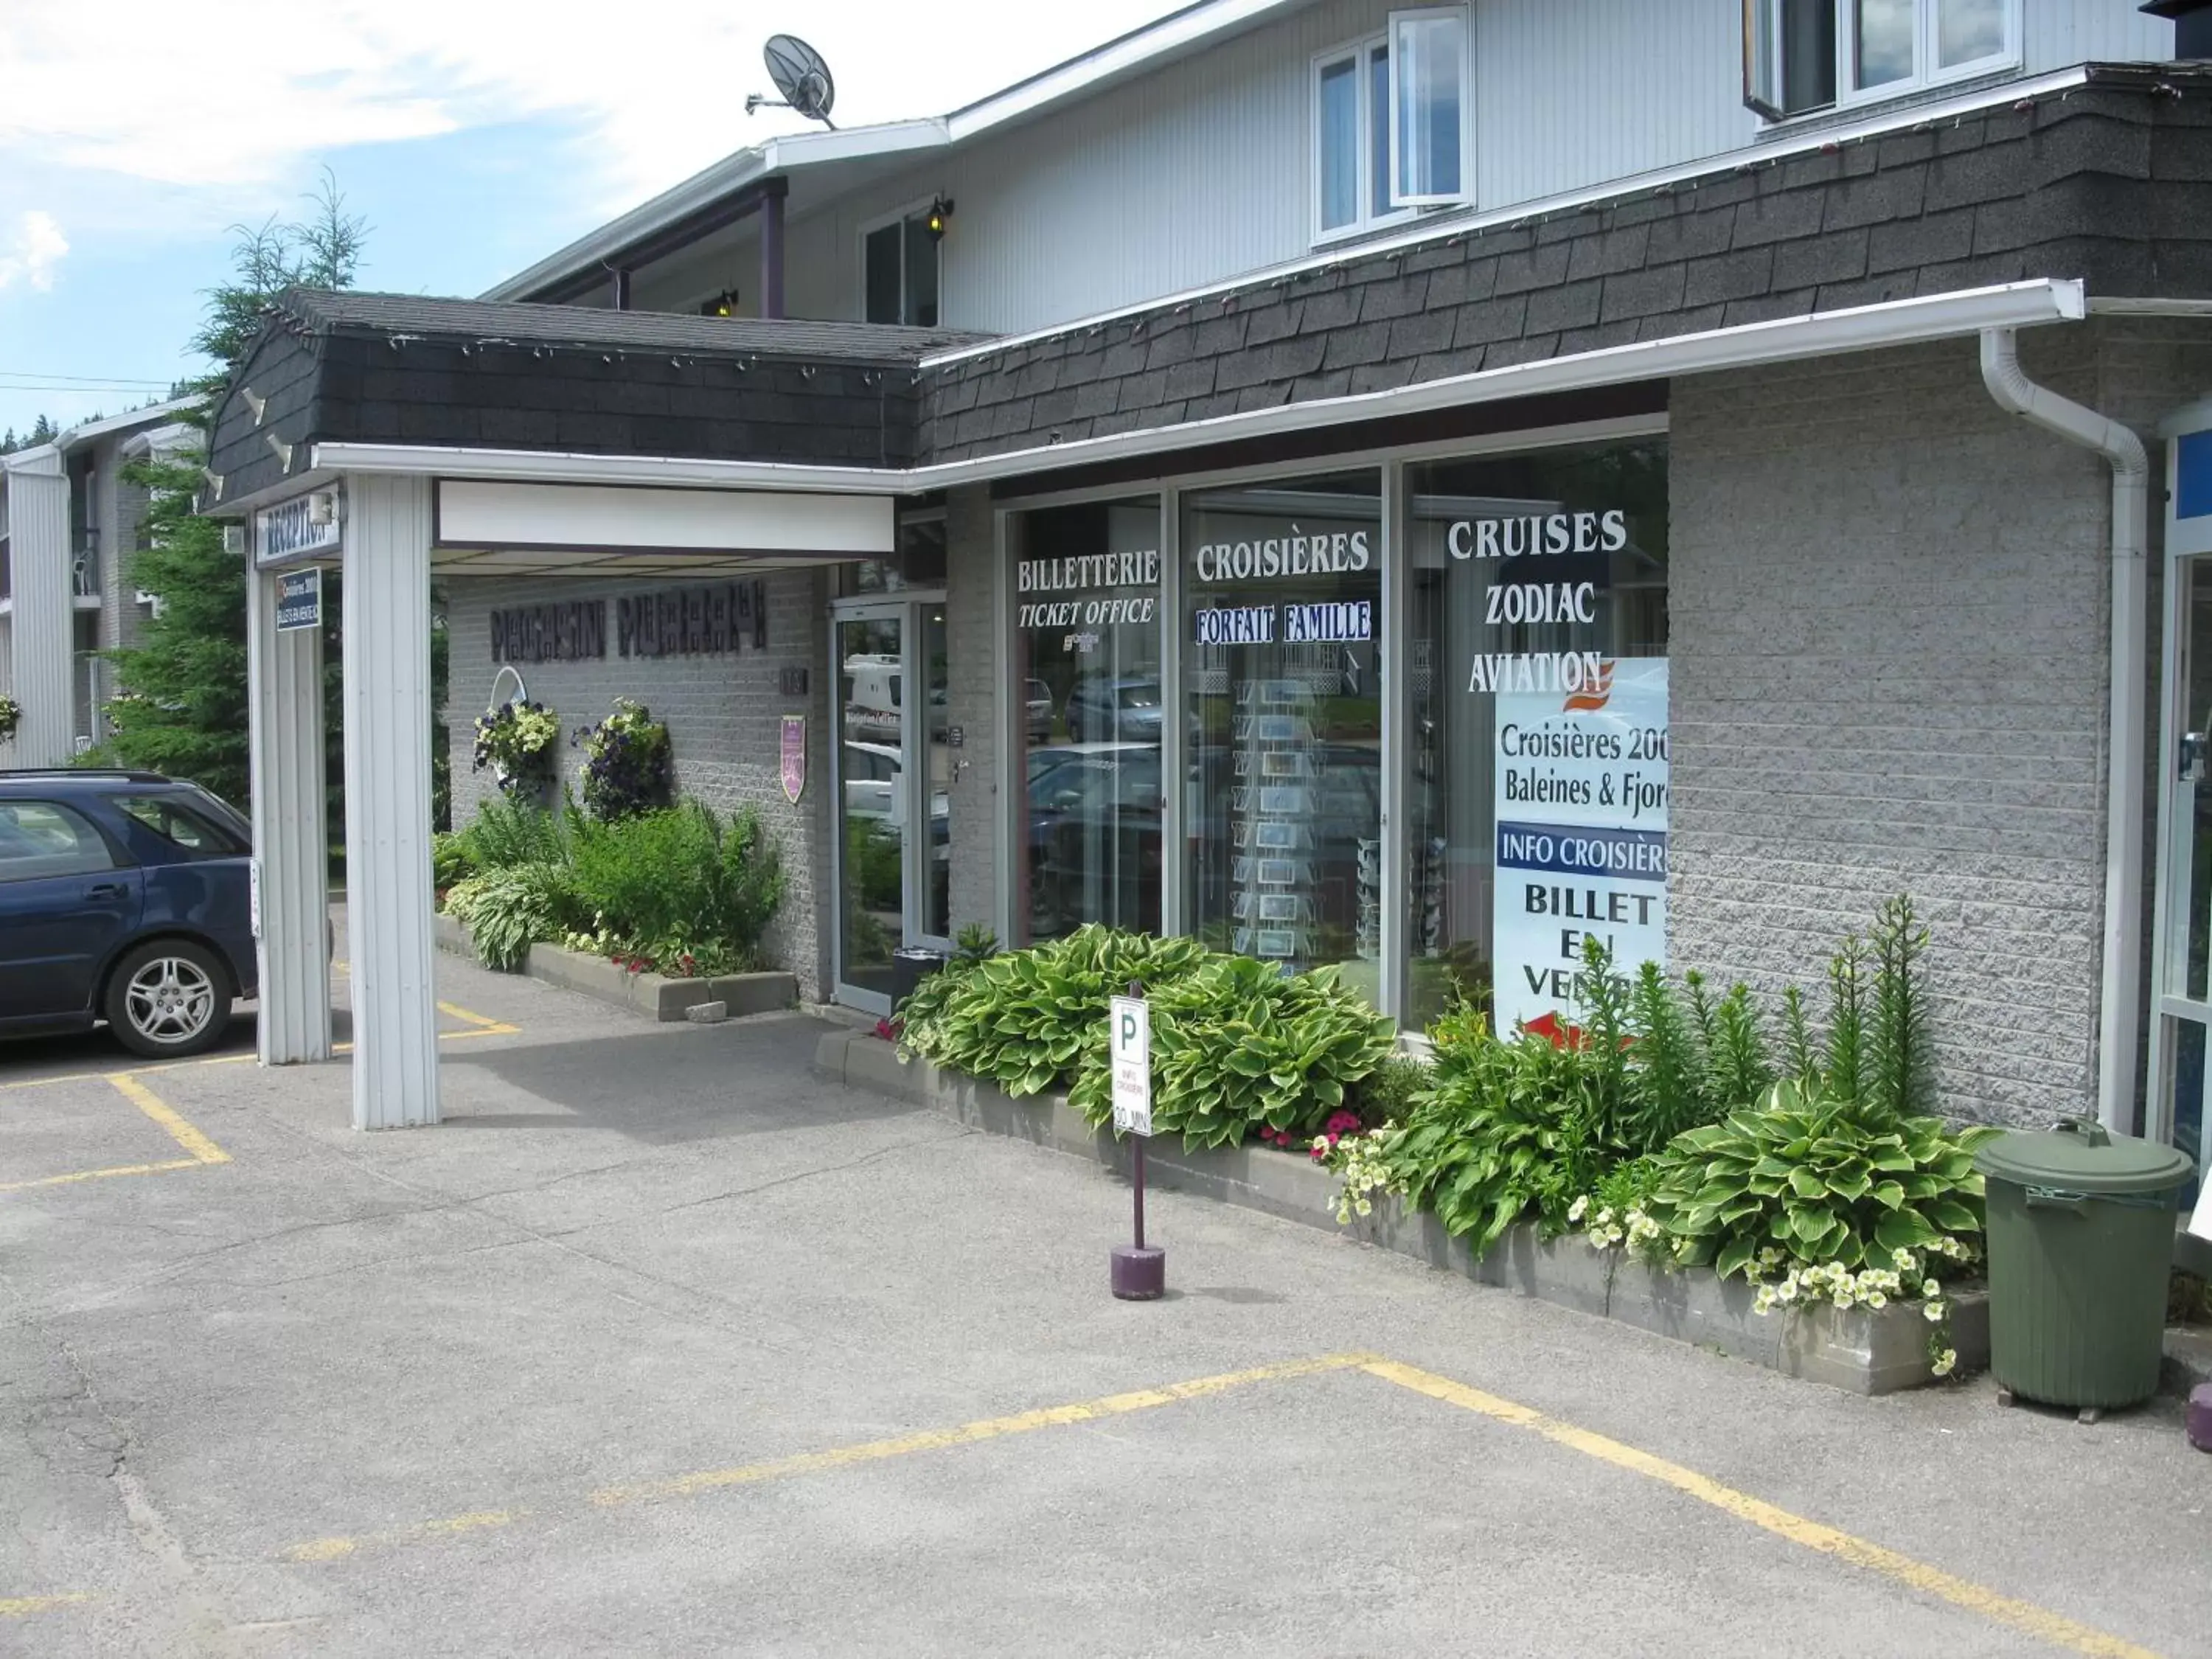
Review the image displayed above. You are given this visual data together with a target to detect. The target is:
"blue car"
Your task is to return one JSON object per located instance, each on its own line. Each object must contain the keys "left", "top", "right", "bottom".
{"left": 0, "top": 771, "right": 257, "bottom": 1058}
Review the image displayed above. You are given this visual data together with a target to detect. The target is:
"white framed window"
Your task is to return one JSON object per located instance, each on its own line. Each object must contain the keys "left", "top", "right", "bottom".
{"left": 860, "top": 201, "right": 942, "bottom": 327}
{"left": 1312, "top": 7, "right": 1470, "bottom": 245}
{"left": 1743, "top": 0, "right": 2017, "bottom": 121}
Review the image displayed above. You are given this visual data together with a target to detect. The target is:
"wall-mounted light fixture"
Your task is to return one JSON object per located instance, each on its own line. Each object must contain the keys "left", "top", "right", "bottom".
{"left": 701, "top": 288, "right": 741, "bottom": 318}
{"left": 925, "top": 195, "right": 954, "bottom": 241}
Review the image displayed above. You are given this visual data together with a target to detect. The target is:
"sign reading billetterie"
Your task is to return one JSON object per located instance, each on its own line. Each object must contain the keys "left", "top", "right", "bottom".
{"left": 1491, "top": 658, "right": 1669, "bottom": 1038}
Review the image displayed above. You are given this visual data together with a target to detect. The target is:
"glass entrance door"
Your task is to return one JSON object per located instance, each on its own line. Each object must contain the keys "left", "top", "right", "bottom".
{"left": 835, "top": 608, "right": 908, "bottom": 1006}
{"left": 832, "top": 598, "right": 951, "bottom": 1011}
{"left": 2150, "top": 552, "right": 2212, "bottom": 1212}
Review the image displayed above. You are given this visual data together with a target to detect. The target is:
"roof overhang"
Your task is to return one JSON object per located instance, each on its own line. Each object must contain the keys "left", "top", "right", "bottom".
{"left": 306, "top": 279, "right": 2082, "bottom": 505}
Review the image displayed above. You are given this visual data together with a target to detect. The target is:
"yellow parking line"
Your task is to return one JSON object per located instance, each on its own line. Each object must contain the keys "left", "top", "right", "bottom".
{"left": 1358, "top": 1359, "right": 2161, "bottom": 1659}
{"left": 437, "top": 1001, "right": 520, "bottom": 1036}
{"left": 0, "top": 1591, "right": 93, "bottom": 1619}
{"left": 0, "top": 1158, "right": 201, "bottom": 1194}
{"left": 279, "top": 1352, "right": 1374, "bottom": 1564}
{"left": 108, "top": 1074, "right": 229, "bottom": 1166}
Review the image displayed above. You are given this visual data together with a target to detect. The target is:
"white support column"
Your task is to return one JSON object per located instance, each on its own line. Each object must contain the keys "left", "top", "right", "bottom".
{"left": 341, "top": 475, "right": 439, "bottom": 1129}
{"left": 246, "top": 559, "right": 332, "bottom": 1064}
{"left": 5, "top": 458, "right": 73, "bottom": 767}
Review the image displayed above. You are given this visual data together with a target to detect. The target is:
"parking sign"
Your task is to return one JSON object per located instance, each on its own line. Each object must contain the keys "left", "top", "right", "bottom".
{"left": 1110, "top": 995, "right": 1151, "bottom": 1137}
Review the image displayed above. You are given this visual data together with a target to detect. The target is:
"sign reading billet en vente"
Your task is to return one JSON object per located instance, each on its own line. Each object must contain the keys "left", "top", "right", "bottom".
{"left": 489, "top": 581, "right": 769, "bottom": 666}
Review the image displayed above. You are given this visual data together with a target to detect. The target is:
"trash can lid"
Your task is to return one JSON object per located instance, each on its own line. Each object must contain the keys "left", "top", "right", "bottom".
{"left": 1974, "top": 1116, "right": 2196, "bottom": 1195}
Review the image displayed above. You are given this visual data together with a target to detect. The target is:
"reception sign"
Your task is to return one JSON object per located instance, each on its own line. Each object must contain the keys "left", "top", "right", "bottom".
{"left": 1492, "top": 658, "right": 1668, "bottom": 1037}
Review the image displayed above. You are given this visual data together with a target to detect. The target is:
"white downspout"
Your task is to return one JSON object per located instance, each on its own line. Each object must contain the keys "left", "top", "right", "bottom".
{"left": 1980, "top": 328, "right": 2149, "bottom": 1133}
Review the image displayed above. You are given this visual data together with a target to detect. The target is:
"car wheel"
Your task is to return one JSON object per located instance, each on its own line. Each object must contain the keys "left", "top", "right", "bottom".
{"left": 105, "top": 940, "right": 231, "bottom": 1059}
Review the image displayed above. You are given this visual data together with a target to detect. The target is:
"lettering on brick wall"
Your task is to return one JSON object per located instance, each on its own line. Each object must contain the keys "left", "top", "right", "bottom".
{"left": 491, "top": 601, "right": 607, "bottom": 664}
{"left": 616, "top": 580, "right": 769, "bottom": 658}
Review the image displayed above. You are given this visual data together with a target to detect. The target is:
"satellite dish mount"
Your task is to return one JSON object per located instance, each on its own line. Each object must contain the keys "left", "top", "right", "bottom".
{"left": 745, "top": 34, "right": 838, "bottom": 128}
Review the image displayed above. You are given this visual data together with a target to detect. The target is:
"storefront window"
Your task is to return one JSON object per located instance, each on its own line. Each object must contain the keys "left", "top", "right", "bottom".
{"left": 1405, "top": 439, "right": 1669, "bottom": 1032}
{"left": 843, "top": 512, "right": 948, "bottom": 596}
{"left": 1181, "top": 471, "right": 1383, "bottom": 1005}
{"left": 1006, "top": 496, "right": 1164, "bottom": 945}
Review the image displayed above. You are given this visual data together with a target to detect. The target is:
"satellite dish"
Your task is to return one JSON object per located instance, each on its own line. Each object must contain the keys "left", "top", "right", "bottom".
{"left": 745, "top": 34, "right": 837, "bottom": 128}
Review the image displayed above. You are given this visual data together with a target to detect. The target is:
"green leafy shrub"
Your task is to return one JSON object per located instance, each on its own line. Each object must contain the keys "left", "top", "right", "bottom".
{"left": 1352, "top": 1053, "right": 1433, "bottom": 1123}
{"left": 898, "top": 925, "right": 1209, "bottom": 1098}
{"left": 565, "top": 800, "right": 785, "bottom": 972}
{"left": 1640, "top": 1079, "right": 1997, "bottom": 1282}
{"left": 461, "top": 796, "right": 566, "bottom": 870}
{"left": 447, "top": 863, "right": 568, "bottom": 972}
{"left": 431, "top": 830, "right": 477, "bottom": 892}
{"left": 1068, "top": 956, "right": 1396, "bottom": 1150}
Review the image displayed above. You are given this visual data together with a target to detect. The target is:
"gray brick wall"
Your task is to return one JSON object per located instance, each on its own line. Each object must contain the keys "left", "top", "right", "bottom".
{"left": 944, "top": 486, "right": 1001, "bottom": 941}
{"left": 444, "top": 567, "right": 834, "bottom": 1001}
{"left": 1668, "top": 329, "right": 2119, "bottom": 1128}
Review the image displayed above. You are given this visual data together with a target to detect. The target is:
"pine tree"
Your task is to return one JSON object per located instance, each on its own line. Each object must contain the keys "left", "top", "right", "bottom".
{"left": 91, "top": 172, "right": 369, "bottom": 811}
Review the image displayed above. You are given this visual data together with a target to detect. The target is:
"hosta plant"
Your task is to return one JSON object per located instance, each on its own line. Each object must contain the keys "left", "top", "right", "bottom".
{"left": 1066, "top": 955, "right": 1395, "bottom": 1150}
{"left": 1639, "top": 1079, "right": 1999, "bottom": 1284}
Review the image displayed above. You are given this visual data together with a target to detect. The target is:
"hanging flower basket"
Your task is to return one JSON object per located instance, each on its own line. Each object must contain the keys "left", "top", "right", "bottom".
{"left": 0, "top": 695, "right": 19, "bottom": 743}
{"left": 574, "top": 697, "right": 673, "bottom": 821}
{"left": 472, "top": 700, "right": 560, "bottom": 797}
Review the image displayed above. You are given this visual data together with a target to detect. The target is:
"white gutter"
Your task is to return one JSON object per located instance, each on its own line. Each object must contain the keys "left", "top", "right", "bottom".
{"left": 313, "top": 280, "right": 2087, "bottom": 502}
{"left": 1979, "top": 328, "right": 2151, "bottom": 1133}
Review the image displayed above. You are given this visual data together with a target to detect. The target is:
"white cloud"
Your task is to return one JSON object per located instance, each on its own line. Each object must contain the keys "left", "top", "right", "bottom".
{"left": 0, "top": 210, "right": 69, "bottom": 291}
{"left": 0, "top": 1, "right": 1183, "bottom": 213}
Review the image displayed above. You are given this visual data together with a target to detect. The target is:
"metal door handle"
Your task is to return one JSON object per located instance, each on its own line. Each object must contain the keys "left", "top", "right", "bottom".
{"left": 83, "top": 882, "right": 127, "bottom": 900}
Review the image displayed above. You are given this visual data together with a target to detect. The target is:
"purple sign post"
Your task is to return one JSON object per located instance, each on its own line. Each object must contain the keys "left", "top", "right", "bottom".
{"left": 780, "top": 714, "right": 807, "bottom": 804}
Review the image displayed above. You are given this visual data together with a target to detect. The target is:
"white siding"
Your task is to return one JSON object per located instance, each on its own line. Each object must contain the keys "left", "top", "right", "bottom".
{"left": 631, "top": 0, "right": 2180, "bottom": 337}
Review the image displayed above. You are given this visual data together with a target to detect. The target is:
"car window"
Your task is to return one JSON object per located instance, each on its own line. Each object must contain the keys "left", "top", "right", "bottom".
{"left": 0, "top": 800, "right": 119, "bottom": 883}
{"left": 114, "top": 795, "right": 248, "bottom": 857}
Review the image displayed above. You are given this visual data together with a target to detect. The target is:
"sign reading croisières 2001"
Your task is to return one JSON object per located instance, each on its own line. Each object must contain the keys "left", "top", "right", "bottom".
{"left": 1491, "top": 658, "right": 1668, "bottom": 1039}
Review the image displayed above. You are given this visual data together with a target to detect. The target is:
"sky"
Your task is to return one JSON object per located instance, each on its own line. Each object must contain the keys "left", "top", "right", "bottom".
{"left": 0, "top": 0, "right": 1189, "bottom": 442}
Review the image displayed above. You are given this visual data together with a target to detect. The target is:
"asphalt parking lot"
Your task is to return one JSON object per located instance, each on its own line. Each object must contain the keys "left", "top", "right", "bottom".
{"left": 2, "top": 929, "right": 2209, "bottom": 1657}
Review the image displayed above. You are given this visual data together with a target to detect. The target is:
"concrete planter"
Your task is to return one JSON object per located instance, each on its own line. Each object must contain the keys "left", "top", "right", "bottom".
{"left": 434, "top": 911, "right": 795, "bottom": 1022}
{"left": 812, "top": 1029, "right": 1989, "bottom": 1396}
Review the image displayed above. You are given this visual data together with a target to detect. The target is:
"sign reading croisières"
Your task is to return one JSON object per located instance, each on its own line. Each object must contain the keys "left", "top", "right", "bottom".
{"left": 1491, "top": 658, "right": 1668, "bottom": 1039}
{"left": 274, "top": 568, "right": 322, "bottom": 633}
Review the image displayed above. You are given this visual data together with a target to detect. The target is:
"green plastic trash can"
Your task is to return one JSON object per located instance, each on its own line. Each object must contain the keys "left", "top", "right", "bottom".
{"left": 1975, "top": 1118, "right": 2194, "bottom": 1416}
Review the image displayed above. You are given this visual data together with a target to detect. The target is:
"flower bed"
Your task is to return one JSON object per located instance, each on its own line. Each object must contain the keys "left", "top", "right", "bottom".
{"left": 896, "top": 898, "right": 1996, "bottom": 1385}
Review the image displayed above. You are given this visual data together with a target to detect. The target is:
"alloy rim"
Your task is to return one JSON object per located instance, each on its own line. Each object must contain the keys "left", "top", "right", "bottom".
{"left": 124, "top": 957, "right": 217, "bottom": 1045}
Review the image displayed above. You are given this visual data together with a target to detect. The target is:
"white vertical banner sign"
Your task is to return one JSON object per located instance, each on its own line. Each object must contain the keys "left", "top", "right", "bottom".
{"left": 1110, "top": 995, "right": 1152, "bottom": 1137}
{"left": 1492, "top": 658, "right": 1669, "bottom": 1038}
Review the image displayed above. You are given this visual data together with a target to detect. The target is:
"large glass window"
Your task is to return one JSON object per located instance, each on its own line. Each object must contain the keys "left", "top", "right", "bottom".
{"left": 1007, "top": 496, "right": 1164, "bottom": 945}
{"left": 1182, "top": 472, "right": 1384, "bottom": 1005}
{"left": 863, "top": 208, "right": 942, "bottom": 327}
{"left": 1743, "top": 0, "right": 2016, "bottom": 119}
{"left": 1405, "top": 439, "right": 1669, "bottom": 1032}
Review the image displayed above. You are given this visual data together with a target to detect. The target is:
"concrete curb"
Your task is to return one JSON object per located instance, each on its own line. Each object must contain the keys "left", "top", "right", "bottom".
{"left": 812, "top": 1028, "right": 1990, "bottom": 1396}
{"left": 434, "top": 912, "right": 796, "bottom": 1022}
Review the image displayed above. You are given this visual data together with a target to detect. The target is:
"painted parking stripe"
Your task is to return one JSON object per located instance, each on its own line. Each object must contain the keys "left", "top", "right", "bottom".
{"left": 1357, "top": 1359, "right": 2161, "bottom": 1659}
{"left": 0, "top": 1592, "right": 93, "bottom": 1619}
{"left": 277, "top": 1352, "right": 1376, "bottom": 1562}
{"left": 0, "top": 1074, "right": 229, "bottom": 1194}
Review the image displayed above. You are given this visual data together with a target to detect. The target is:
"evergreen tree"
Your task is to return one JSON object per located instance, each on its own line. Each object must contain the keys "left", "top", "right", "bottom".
{"left": 91, "top": 172, "right": 368, "bottom": 811}
{"left": 1, "top": 414, "right": 58, "bottom": 453}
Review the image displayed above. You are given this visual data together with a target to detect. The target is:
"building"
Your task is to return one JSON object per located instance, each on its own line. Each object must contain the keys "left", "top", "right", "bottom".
{"left": 1, "top": 402, "right": 198, "bottom": 766}
{"left": 206, "top": 0, "right": 2212, "bottom": 1233}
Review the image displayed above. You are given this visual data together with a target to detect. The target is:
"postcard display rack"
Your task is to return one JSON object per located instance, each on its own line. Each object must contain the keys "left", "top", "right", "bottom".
{"left": 1229, "top": 670, "right": 1383, "bottom": 970}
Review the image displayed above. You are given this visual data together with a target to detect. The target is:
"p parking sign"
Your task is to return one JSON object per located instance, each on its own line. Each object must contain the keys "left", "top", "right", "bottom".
{"left": 1109, "top": 994, "right": 1152, "bottom": 1138}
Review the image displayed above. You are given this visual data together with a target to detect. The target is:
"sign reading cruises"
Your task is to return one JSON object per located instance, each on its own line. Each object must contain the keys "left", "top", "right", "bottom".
{"left": 1491, "top": 658, "right": 1668, "bottom": 1038}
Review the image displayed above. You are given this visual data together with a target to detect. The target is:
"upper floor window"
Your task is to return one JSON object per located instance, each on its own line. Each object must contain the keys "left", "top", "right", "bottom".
{"left": 1745, "top": 0, "right": 2017, "bottom": 119}
{"left": 864, "top": 206, "right": 941, "bottom": 327}
{"left": 1314, "top": 7, "right": 1470, "bottom": 243}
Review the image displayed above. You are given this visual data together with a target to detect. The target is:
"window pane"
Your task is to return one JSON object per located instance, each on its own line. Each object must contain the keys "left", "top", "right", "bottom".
{"left": 1393, "top": 11, "right": 1465, "bottom": 202}
{"left": 921, "top": 604, "right": 950, "bottom": 939}
{"left": 902, "top": 213, "right": 939, "bottom": 327}
{"left": 1853, "top": 0, "right": 1914, "bottom": 88}
{"left": 115, "top": 796, "right": 245, "bottom": 856}
{"left": 1404, "top": 440, "right": 1670, "bottom": 1034}
{"left": 1935, "top": 0, "right": 2003, "bottom": 67}
{"left": 0, "top": 800, "right": 116, "bottom": 883}
{"left": 1318, "top": 56, "right": 1359, "bottom": 231}
{"left": 863, "top": 223, "right": 902, "bottom": 324}
{"left": 1783, "top": 0, "right": 1838, "bottom": 113}
{"left": 1183, "top": 472, "right": 1383, "bottom": 1004}
{"left": 1369, "top": 45, "right": 1391, "bottom": 220}
{"left": 1008, "top": 497, "right": 1164, "bottom": 945}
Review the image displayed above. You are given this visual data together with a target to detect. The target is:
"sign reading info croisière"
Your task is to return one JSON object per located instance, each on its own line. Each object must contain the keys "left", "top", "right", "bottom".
{"left": 1490, "top": 658, "right": 1668, "bottom": 1039}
